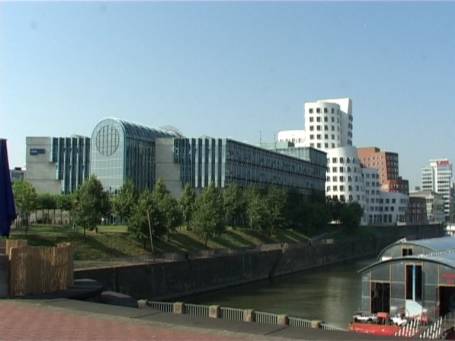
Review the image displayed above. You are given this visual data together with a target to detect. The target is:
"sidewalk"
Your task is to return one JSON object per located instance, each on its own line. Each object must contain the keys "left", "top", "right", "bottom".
{"left": 0, "top": 299, "right": 394, "bottom": 340}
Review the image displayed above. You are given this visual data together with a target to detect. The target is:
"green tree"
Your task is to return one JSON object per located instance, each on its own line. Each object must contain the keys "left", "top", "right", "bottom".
{"left": 179, "top": 184, "right": 196, "bottom": 228}
{"left": 246, "top": 187, "right": 271, "bottom": 233}
{"left": 56, "top": 194, "right": 74, "bottom": 225}
{"left": 340, "top": 202, "right": 364, "bottom": 229}
{"left": 128, "top": 189, "right": 165, "bottom": 251}
{"left": 72, "top": 177, "right": 111, "bottom": 237}
{"left": 12, "top": 181, "right": 38, "bottom": 231}
{"left": 223, "top": 184, "right": 247, "bottom": 227}
{"left": 191, "top": 184, "right": 225, "bottom": 246}
{"left": 152, "top": 179, "right": 182, "bottom": 239}
{"left": 36, "top": 193, "right": 57, "bottom": 224}
{"left": 112, "top": 180, "right": 137, "bottom": 224}
{"left": 266, "top": 186, "right": 288, "bottom": 235}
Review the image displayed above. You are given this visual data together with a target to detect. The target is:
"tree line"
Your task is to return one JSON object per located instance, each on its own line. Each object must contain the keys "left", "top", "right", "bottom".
{"left": 12, "top": 177, "right": 363, "bottom": 250}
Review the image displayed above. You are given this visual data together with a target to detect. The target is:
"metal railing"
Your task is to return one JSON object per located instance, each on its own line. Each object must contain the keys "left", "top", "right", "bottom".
{"left": 184, "top": 303, "right": 209, "bottom": 317}
{"left": 220, "top": 307, "right": 244, "bottom": 321}
{"left": 255, "top": 311, "right": 278, "bottom": 325}
{"left": 145, "top": 300, "right": 347, "bottom": 332}
{"left": 320, "top": 322, "right": 346, "bottom": 331}
{"left": 148, "top": 301, "right": 174, "bottom": 313}
{"left": 288, "top": 316, "right": 312, "bottom": 328}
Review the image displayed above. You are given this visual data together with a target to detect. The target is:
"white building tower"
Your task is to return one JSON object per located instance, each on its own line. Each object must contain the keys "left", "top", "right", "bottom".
{"left": 421, "top": 159, "right": 453, "bottom": 221}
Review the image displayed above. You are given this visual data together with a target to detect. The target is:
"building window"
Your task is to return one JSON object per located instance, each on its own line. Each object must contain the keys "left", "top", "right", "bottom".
{"left": 324, "top": 116, "right": 328, "bottom": 122}
{"left": 340, "top": 185, "right": 345, "bottom": 191}
{"left": 317, "top": 126, "right": 321, "bottom": 131}
{"left": 316, "top": 108, "right": 320, "bottom": 113}
{"left": 324, "top": 134, "right": 329, "bottom": 139}
{"left": 333, "top": 176, "right": 338, "bottom": 182}
{"left": 324, "top": 125, "right": 328, "bottom": 130}
{"left": 310, "top": 126, "right": 314, "bottom": 131}
{"left": 317, "top": 143, "right": 321, "bottom": 148}
{"left": 309, "top": 108, "right": 313, "bottom": 113}
{"left": 340, "top": 176, "right": 344, "bottom": 181}
{"left": 331, "top": 125, "right": 335, "bottom": 131}
{"left": 317, "top": 117, "right": 321, "bottom": 122}
{"left": 325, "top": 143, "right": 329, "bottom": 148}
{"left": 332, "top": 143, "right": 335, "bottom": 148}
{"left": 332, "top": 157, "right": 337, "bottom": 163}
{"left": 309, "top": 117, "right": 314, "bottom": 122}
{"left": 324, "top": 108, "right": 328, "bottom": 113}
{"left": 332, "top": 167, "right": 337, "bottom": 172}
{"left": 317, "top": 134, "right": 321, "bottom": 140}
{"left": 406, "top": 265, "right": 422, "bottom": 301}
{"left": 331, "top": 108, "right": 334, "bottom": 113}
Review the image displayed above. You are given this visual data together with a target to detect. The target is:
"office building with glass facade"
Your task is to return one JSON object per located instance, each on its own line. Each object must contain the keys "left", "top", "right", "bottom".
{"left": 90, "top": 118, "right": 175, "bottom": 192}
{"left": 25, "top": 135, "right": 90, "bottom": 194}
{"left": 156, "top": 137, "right": 326, "bottom": 197}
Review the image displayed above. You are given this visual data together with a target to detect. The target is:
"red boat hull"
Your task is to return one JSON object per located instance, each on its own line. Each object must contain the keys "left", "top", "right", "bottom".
{"left": 350, "top": 323, "right": 400, "bottom": 336}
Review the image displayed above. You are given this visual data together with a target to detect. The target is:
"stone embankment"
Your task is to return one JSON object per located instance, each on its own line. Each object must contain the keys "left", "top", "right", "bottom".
{"left": 75, "top": 224, "right": 445, "bottom": 300}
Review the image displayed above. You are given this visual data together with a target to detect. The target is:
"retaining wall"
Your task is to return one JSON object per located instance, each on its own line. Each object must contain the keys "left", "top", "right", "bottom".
{"left": 75, "top": 224, "right": 445, "bottom": 300}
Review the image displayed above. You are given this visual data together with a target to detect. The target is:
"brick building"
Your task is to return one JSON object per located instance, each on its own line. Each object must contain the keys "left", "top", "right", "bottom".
{"left": 357, "top": 147, "right": 409, "bottom": 194}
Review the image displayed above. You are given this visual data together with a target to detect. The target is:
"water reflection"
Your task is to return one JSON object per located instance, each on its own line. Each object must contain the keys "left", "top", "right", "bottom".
{"left": 187, "top": 258, "right": 373, "bottom": 328}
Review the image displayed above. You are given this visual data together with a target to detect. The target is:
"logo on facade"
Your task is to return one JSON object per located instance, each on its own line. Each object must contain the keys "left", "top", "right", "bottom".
{"left": 30, "top": 148, "right": 46, "bottom": 155}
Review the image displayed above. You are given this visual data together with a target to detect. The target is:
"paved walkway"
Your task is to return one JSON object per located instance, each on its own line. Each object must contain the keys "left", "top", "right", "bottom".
{"left": 0, "top": 299, "right": 395, "bottom": 340}
{"left": 0, "top": 301, "right": 250, "bottom": 341}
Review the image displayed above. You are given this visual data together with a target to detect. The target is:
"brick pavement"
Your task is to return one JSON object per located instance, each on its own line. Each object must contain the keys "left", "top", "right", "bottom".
{"left": 0, "top": 302, "right": 250, "bottom": 341}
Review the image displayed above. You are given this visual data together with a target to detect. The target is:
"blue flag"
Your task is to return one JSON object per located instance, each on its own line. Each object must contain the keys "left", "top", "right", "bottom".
{"left": 0, "top": 139, "right": 16, "bottom": 237}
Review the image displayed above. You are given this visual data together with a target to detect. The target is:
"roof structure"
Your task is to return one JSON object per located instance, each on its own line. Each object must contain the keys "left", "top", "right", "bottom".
{"left": 361, "top": 236, "right": 455, "bottom": 273}
{"left": 377, "top": 236, "right": 455, "bottom": 259}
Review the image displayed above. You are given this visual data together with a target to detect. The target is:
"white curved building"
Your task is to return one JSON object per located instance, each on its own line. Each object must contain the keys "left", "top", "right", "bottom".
{"left": 277, "top": 97, "right": 408, "bottom": 226}
{"left": 326, "top": 146, "right": 364, "bottom": 205}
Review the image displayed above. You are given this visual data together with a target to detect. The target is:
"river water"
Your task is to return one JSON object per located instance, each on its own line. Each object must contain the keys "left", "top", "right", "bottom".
{"left": 187, "top": 258, "right": 374, "bottom": 329}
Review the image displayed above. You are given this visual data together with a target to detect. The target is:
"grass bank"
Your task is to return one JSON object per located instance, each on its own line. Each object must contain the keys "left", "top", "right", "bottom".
{"left": 8, "top": 224, "right": 310, "bottom": 263}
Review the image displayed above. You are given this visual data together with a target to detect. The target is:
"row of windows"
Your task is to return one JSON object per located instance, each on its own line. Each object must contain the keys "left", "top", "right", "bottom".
{"left": 329, "top": 194, "right": 361, "bottom": 202}
{"left": 328, "top": 157, "right": 360, "bottom": 164}
{"left": 309, "top": 134, "right": 338, "bottom": 140}
{"left": 309, "top": 116, "right": 339, "bottom": 123}
{"left": 308, "top": 107, "right": 338, "bottom": 114}
{"left": 309, "top": 125, "right": 340, "bottom": 132}
{"left": 327, "top": 185, "right": 362, "bottom": 192}
{"left": 329, "top": 166, "right": 359, "bottom": 173}
{"left": 310, "top": 142, "right": 336, "bottom": 149}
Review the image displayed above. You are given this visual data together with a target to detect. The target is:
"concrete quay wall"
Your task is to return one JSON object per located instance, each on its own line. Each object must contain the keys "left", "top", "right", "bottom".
{"left": 75, "top": 224, "right": 445, "bottom": 300}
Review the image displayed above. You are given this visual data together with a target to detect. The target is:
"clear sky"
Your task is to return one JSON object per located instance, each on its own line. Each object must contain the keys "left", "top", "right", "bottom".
{"left": 1, "top": 2, "right": 454, "bottom": 188}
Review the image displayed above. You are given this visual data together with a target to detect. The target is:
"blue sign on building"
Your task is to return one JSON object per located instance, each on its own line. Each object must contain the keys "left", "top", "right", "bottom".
{"left": 30, "top": 148, "right": 46, "bottom": 155}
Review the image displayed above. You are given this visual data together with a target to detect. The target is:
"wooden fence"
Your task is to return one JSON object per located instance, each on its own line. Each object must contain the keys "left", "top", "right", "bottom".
{"left": 6, "top": 240, "right": 73, "bottom": 297}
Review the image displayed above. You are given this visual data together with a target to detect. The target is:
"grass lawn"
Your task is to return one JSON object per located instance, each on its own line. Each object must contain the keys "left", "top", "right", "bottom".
{"left": 7, "top": 224, "right": 310, "bottom": 263}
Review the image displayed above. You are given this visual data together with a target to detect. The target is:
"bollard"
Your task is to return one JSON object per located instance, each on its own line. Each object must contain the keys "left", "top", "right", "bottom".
{"left": 277, "top": 314, "right": 289, "bottom": 326}
{"left": 209, "top": 305, "right": 220, "bottom": 319}
{"left": 311, "top": 320, "right": 322, "bottom": 329}
{"left": 137, "top": 299, "right": 147, "bottom": 309}
{"left": 243, "top": 309, "right": 255, "bottom": 322}
{"left": 173, "top": 302, "right": 184, "bottom": 314}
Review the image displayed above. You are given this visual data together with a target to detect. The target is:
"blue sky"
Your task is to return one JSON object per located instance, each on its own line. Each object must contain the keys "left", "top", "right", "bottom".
{"left": 1, "top": 2, "right": 454, "bottom": 188}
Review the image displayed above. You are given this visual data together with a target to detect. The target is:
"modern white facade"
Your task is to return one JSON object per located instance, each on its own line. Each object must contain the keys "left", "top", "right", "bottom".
{"left": 421, "top": 159, "right": 453, "bottom": 221}
{"left": 277, "top": 97, "right": 408, "bottom": 226}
